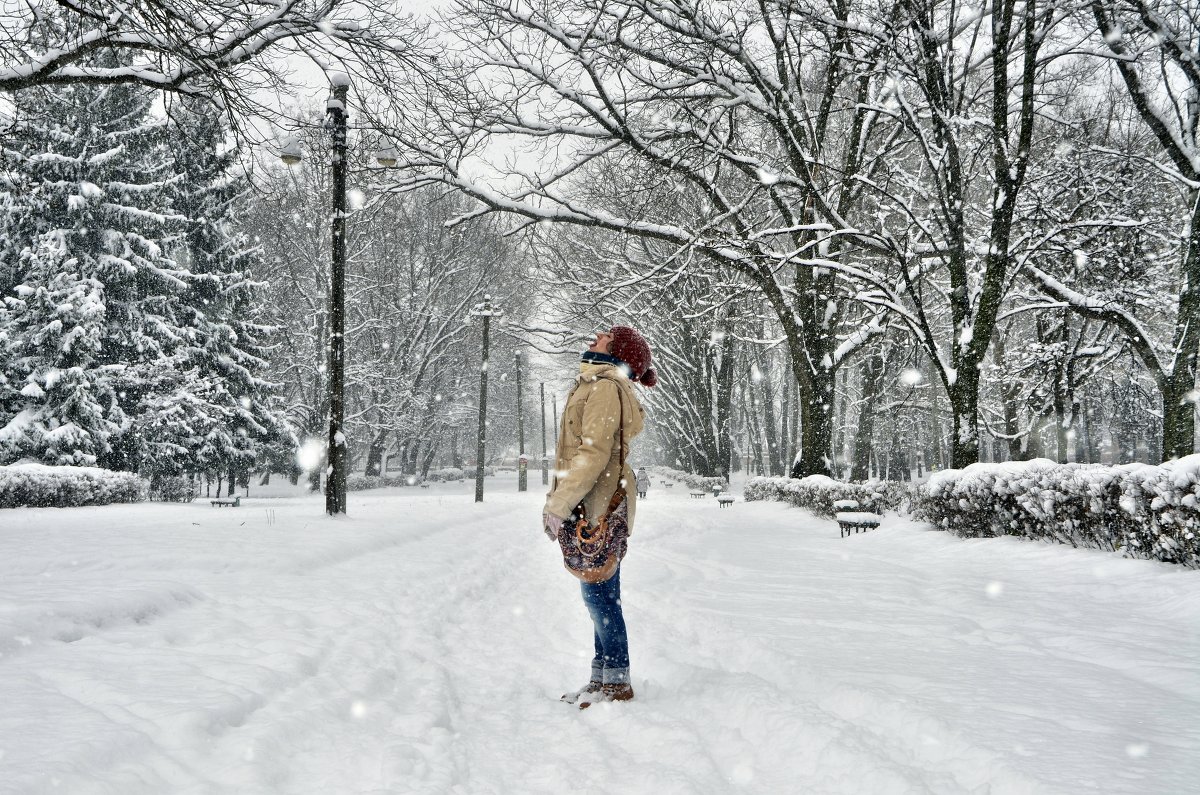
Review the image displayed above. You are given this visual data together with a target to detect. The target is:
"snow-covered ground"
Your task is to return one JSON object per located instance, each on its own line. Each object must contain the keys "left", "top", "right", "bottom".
{"left": 2, "top": 474, "right": 1198, "bottom": 794}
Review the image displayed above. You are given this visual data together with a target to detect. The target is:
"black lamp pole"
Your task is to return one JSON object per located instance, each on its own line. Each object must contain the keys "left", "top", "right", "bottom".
{"left": 326, "top": 79, "right": 349, "bottom": 515}
{"left": 540, "top": 382, "right": 549, "bottom": 486}
{"left": 516, "top": 351, "right": 527, "bottom": 492}
{"left": 280, "top": 76, "right": 381, "bottom": 516}
{"left": 472, "top": 296, "right": 501, "bottom": 502}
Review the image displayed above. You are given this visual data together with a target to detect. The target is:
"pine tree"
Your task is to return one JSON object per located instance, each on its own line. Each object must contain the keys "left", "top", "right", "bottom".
{"left": 0, "top": 71, "right": 187, "bottom": 468}
{"left": 138, "top": 98, "right": 293, "bottom": 484}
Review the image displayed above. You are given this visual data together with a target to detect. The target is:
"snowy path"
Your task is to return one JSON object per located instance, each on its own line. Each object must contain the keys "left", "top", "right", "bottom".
{"left": 1, "top": 477, "right": 1198, "bottom": 794}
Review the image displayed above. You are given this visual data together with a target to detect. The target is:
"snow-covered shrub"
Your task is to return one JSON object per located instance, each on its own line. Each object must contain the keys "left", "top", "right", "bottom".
{"left": 914, "top": 458, "right": 1200, "bottom": 568}
{"left": 744, "top": 475, "right": 903, "bottom": 517}
{"left": 0, "top": 463, "right": 148, "bottom": 508}
{"left": 426, "top": 467, "right": 466, "bottom": 483}
{"left": 151, "top": 475, "right": 195, "bottom": 502}
{"left": 347, "top": 474, "right": 421, "bottom": 491}
{"left": 648, "top": 465, "right": 725, "bottom": 492}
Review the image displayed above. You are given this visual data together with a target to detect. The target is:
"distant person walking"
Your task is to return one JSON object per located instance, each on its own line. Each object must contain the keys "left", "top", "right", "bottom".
{"left": 636, "top": 467, "right": 650, "bottom": 499}
{"left": 543, "top": 326, "right": 657, "bottom": 708}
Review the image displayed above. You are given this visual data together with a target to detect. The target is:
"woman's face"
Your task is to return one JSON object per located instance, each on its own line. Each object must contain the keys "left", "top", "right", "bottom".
{"left": 588, "top": 330, "right": 613, "bottom": 354}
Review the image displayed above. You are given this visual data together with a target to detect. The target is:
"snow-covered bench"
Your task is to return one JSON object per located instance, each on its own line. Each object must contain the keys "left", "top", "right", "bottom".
{"left": 717, "top": 496, "right": 735, "bottom": 508}
{"left": 211, "top": 496, "right": 242, "bottom": 508}
{"left": 689, "top": 491, "right": 707, "bottom": 499}
{"left": 834, "top": 500, "right": 880, "bottom": 537}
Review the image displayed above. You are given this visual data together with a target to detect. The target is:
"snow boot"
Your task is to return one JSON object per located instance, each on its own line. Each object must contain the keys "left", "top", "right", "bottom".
{"left": 560, "top": 681, "right": 602, "bottom": 705}
{"left": 578, "top": 682, "right": 634, "bottom": 710}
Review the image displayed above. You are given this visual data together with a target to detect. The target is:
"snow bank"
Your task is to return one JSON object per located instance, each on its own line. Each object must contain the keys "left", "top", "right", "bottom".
{"left": 0, "top": 463, "right": 147, "bottom": 508}
{"left": 916, "top": 458, "right": 1200, "bottom": 568}
{"left": 745, "top": 475, "right": 903, "bottom": 517}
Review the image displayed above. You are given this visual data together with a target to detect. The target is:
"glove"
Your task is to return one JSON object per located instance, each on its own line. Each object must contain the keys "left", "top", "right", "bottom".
{"left": 543, "top": 511, "right": 564, "bottom": 541}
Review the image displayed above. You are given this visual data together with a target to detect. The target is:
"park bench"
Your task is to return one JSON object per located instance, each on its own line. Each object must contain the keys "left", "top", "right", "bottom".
{"left": 689, "top": 491, "right": 707, "bottom": 499}
{"left": 211, "top": 496, "right": 241, "bottom": 508}
{"left": 662, "top": 482, "right": 673, "bottom": 489}
{"left": 420, "top": 483, "right": 430, "bottom": 489}
{"left": 717, "top": 496, "right": 735, "bottom": 508}
{"left": 833, "top": 499, "right": 880, "bottom": 537}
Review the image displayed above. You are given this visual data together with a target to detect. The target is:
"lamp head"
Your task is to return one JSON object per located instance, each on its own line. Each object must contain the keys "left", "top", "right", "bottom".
{"left": 279, "top": 136, "right": 303, "bottom": 166}
{"left": 376, "top": 145, "right": 398, "bottom": 167}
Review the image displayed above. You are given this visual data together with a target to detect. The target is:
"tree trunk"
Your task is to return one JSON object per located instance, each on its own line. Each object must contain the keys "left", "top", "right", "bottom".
{"left": 779, "top": 374, "right": 791, "bottom": 472}
{"left": 928, "top": 362, "right": 943, "bottom": 470}
{"left": 755, "top": 355, "right": 784, "bottom": 476}
{"left": 421, "top": 440, "right": 439, "bottom": 478}
{"left": 889, "top": 429, "right": 910, "bottom": 482}
{"left": 1075, "top": 401, "right": 1092, "bottom": 464}
{"left": 364, "top": 430, "right": 389, "bottom": 476}
{"left": 1053, "top": 404, "right": 1070, "bottom": 464}
{"left": 792, "top": 363, "right": 835, "bottom": 478}
{"left": 790, "top": 381, "right": 801, "bottom": 473}
{"left": 1162, "top": 380, "right": 1195, "bottom": 461}
{"left": 948, "top": 366, "right": 981, "bottom": 468}
{"left": 745, "top": 381, "right": 767, "bottom": 476}
{"left": 850, "top": 354, "right": 884, "bottom": 481}
{"left": 715, "top": 321, "right": 736, "bottom": 480}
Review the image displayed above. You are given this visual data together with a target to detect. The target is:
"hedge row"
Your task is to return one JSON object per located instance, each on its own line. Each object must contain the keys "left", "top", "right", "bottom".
{"left": 744, "top": 475, "right": 903, "bottom": 517}
{"left": 0, "top": 463, "right": 148, "bottom": 508}
{"left": 915, "top": 458, "right": 1200, "bottom": 568}
{"left": 347, "top": 474, "right": 422, "bottom": 491}
{"left": 647, "top": 465, "right": 726, "bottom": 493}
{"left": 347, "top": 467, "right": 496, "bottom": 491}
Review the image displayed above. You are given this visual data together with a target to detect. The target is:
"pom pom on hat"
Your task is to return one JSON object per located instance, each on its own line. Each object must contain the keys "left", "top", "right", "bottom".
{"left": 609, "top": 325, "right": 657, "bottom": 387}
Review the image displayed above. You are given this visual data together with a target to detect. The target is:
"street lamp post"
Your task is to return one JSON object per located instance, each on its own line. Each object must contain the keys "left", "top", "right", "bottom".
{"left": 515, "top": 350, "right": 527, "bottom": 492}
{"left": 471, "top": 296, "right": 502, "bottom": 502}
{"left": 326, "top": 77, "right": 349, "bottom": 516}
{"left": 540, "top": 382, "right": 549, "bottom": 486}
{"left": 280, "top": 77, "right": 351, "bottom": 515}
{"left": 552, "top": 393, "right": 559, "bottom": 448}
{"left": 279, "top": 76, "right": 402, "bottom": 515}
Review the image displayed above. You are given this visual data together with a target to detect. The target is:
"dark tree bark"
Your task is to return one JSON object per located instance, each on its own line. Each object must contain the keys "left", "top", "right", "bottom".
{"left": 364, "top": 430, "right": 389, "bottom": 477}
{"left": 850, "top": 353, "right": 886, "bottom": 481}
{"left": 715, "top": 319, "right": 736, "bottom": 481}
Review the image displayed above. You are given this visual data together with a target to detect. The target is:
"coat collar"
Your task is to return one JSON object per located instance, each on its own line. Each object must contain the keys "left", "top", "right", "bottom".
{"left": 581, "top": 351, "right": 623, "bottom": 367}
{"left": 577, "top": 361, "right": 630, "bottom": 382}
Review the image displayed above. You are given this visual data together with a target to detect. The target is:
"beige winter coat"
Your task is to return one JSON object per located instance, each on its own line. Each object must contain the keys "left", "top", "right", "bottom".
{"left": 545, "top": 362, "right": 645, "bottom": 532}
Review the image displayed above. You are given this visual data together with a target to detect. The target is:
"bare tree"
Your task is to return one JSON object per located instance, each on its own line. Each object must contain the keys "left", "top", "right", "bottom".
{"left": 375, "top": 0, "right": 903, "bottom": 475}
{"left": 0, "top": 0, "right": 429, "bottom": 128}
{"left": 1028, "top": 0, "right": 1200, "bottom": 460}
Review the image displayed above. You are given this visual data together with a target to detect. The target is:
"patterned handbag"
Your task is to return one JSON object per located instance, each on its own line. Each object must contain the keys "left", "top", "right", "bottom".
{"left": 557, "top": 389, "right": 629, "bottom": 584}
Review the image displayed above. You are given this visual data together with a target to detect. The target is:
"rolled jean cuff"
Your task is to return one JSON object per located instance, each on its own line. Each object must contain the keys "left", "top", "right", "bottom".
{"left": 590, "top": 661, "right": 604, "bottom": 681}
{"left": 601, "top": 667, "right": 629, "bottom": 685}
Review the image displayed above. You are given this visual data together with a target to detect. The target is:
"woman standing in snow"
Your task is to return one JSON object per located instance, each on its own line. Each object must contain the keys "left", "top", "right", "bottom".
{"left": 543, "top": 326, "right": 657, "bottom": 709}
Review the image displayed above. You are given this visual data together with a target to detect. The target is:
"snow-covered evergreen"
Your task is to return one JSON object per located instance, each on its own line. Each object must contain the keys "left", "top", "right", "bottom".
{"left": 135, "top": 99, "right": 291, "bottom": 483}
{"left": 0, "top": 69, "right": 186, "bottom": 467}
{"left": 0, "top": 73, "right": 290, "bottom": 478}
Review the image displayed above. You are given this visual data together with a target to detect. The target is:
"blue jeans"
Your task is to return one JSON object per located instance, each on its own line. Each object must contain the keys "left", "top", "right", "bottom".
{"left": 580, "top": 566, "right": 629, "bottom": 684}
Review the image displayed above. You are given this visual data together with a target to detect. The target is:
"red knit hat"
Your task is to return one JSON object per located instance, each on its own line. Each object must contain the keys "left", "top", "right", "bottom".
{"left": 609, "top": 325, "right": 658, "bottom": 387}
